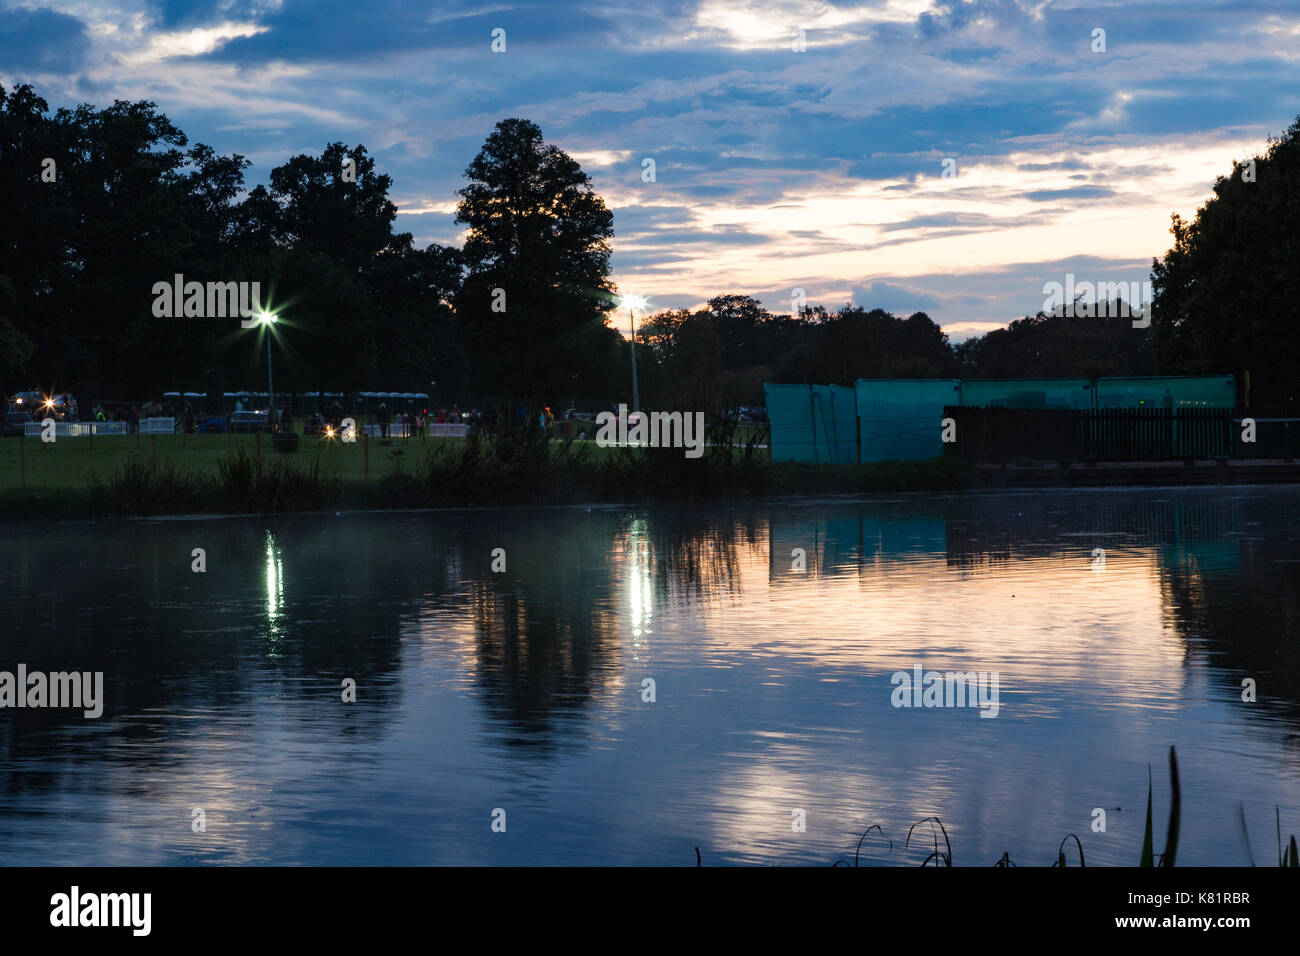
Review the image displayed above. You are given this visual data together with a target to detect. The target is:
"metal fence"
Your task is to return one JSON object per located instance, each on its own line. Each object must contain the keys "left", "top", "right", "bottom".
{"left": 943, "top": 407, "right": 1299, "bottom": 462}
{"left": 363, "top": 423, "right": 468, "bottom": 439}
{"left": 23, "top": 421, "right": 129, "bottom": 438}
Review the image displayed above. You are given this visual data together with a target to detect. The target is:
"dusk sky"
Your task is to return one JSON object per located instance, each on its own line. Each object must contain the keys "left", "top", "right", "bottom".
{"left": 2, "top": 0, "right": 1297, "bottom": 338}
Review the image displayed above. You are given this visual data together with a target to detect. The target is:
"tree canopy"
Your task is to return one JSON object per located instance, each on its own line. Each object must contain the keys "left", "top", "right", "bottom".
{"left": 1150, "top": 117, "right": 1300, "bottom": 406}
{"left": 454, "top": 118, "right": 619, "bottom": 399}
{"left": 3, "top": 80, "right": 1295, "bottom": 412}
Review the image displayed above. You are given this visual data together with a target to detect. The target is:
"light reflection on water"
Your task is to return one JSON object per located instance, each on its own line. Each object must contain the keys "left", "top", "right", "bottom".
{"left": 1, "top": 486, "right": 1299, "bottom": 866}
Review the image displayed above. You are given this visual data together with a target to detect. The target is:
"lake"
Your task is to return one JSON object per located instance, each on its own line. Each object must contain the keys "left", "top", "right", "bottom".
{"left": 2, "top": 486, "right": 1299, "bottom": 866}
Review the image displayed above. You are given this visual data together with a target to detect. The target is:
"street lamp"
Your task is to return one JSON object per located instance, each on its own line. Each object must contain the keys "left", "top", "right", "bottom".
{"left": 619, "top": 293, "right": 649, "bottom": 412}
{"left": 255, "top": 311, "right": 277, "bottom": 424}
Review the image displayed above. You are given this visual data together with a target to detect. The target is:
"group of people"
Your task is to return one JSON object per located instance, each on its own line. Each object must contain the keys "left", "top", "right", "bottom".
{"left": 279, "top": 402, "right": 475, "bottom": 439}
{"left": 373, "top": 404, "right": 464, "bottom": 439}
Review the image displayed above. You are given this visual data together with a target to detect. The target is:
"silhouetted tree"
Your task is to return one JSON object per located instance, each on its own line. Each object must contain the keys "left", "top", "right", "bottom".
{"left": 1150, "top": 115, "right": 1300, "bottom": 406}
{"left": 454, "top": 118, "right": 616, "bottom": 399}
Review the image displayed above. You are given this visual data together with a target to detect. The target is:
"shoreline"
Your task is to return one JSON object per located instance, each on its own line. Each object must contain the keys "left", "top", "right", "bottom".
{"left": 2, "top": 456, "right": 1298, "bottom": 521}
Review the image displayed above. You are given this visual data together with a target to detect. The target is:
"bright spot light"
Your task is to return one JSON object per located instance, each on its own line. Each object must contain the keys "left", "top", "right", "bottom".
{"left": 325, "top": 426, "right": 336, "bottom": 439}
{"left": 620, "top": 293, "right": 649, "bottom": 313}
{"left": 258, "top": 311, "right": 276, "bottom": 324}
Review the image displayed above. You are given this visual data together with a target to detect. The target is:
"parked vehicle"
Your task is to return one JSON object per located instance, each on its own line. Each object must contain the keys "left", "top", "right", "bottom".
{"left": 229, "top": 410, "right": 271, "bottom": 433}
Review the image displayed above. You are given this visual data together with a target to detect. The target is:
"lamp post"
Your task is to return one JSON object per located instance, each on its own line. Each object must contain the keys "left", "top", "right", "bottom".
{"left": 620, "top": 293, "right": 648, "bottom": 412}
{"left": 256, "top": 311, "right": 277, "bottom": 425}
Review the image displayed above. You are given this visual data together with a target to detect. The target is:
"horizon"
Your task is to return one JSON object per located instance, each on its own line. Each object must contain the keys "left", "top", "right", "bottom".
{"left": 3, "top": 0, "right": 1296, "bottom": 341}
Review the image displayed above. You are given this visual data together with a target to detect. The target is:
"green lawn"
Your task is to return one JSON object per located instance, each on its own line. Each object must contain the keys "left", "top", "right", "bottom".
{"left": 0, "top": 432, "right": 471, "bottom": 492}
{"left": 0, "top": 428, "right": 728, "bottom": 493}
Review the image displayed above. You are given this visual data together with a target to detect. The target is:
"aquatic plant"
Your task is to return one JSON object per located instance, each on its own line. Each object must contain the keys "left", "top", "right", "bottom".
{"left": 906, "top": 816, "right": 952, "bottom": 867}
{"left": 832, "top": 825, "right": 892, "bottom": 867}
{"left": 1140, "top": 746, "right": 1180, "bottom": 866}
{"left": 1053, "top": 834, "right": 1086, "bottom": 867}
{"left": 1237, "top": 803, "right": 1298, "bottom": 866}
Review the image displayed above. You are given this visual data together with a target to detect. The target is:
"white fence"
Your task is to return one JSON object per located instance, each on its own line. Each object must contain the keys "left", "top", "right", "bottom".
{"left": 140, "top": 417, "right": 176, "bottom": 435}
{"left": 22, "top": 421, "right": 129, "bottom": 437}
{"left": 364, "top": 423, "right": 467, "bottom": 438}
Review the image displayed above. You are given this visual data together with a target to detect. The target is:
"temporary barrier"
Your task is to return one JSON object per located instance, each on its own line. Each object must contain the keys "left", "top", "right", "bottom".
{"left": 22, "top": 421, "right": 129, "bottom": 437}
{"left": 943, "top": 406, "right": 1248, "bottom": 462}
{"left": 365, "top": 423, "right": 410, "bottom": 438}
{"left": 764, "top": 384, "right": 818, "bottom": 462}
{"left": 811, "top": 385, "right": 858, "bottom": 464}
{"left": 428, "top": 423, "right": 468, "bottom": 438}
{"left": 139, "top": 417, "right": 176, "bottom": 435}
{"left": 959, "top": 378, "right": 1095, "bottom": 410}
{"left": 765, "top": 374, "right": 1240, "bottom": 463}
{"left": 856, "top": 379, "right": 961, "bottom": 463}
{"left": 363, "top": 423, "right": 467, "bottom": 438}
{"left": 1095, "top": 375, "right": 1236, "bottom": 409}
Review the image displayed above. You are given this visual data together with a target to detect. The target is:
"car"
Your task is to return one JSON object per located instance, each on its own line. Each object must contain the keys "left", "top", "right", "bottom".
{"left": 3, "top": 411, "right": 30, "bottom": 437}
{"left": 229, "top": 410, "right": 271, "bottom": 433}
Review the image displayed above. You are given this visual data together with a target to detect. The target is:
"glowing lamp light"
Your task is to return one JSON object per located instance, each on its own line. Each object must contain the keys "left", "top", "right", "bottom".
{"left": 257, "top": 311, "right": 277, "bottom": 325}
{"left": 619, "top": 293, "right": 649, "bottom": 313}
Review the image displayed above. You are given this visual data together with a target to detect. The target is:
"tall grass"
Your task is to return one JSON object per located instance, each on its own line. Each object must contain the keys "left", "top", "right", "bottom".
{"left": 216, "top": 446, "right": 341, "bottom": 511}
{"left": 86, "top": 447, "right": 341, "bottom": 515}
{"left": 86, "top": 458, "right": 209, "bottom": 516}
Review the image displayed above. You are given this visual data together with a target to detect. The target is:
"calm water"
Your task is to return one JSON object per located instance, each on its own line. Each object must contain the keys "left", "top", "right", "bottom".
{"left": 2, "top": 487, "right": 1299, "bottom": 866}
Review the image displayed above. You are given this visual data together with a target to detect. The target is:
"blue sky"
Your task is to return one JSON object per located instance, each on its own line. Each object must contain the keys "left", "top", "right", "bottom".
{"left": 2, "top": 0, "right": 1298, "bottom": 338}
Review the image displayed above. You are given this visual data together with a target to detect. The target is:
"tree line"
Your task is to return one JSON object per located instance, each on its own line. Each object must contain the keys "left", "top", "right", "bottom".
{"left": 1, "top": 82, "right": 1295, "bottom": 410}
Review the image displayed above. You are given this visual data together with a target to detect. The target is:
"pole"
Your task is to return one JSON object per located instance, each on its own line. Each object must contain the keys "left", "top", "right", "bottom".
{"left": 266, "top": 334, "right": 274, "bottom": 423}
{"left": 19, "top": 430, "right": 25, "bottom": 489}
{"left": 628, "top": 308, "right": 640, "bottom": 412}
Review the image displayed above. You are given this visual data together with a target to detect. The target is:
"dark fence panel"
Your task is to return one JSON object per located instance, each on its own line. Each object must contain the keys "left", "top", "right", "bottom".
{"left": 941, "top": 406, "right": 1292, "bottom": 462}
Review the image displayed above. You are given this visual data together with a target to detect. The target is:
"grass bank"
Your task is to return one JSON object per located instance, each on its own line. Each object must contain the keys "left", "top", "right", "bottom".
{"left": 0, "top": 428, "right": 973, "bottom": 518}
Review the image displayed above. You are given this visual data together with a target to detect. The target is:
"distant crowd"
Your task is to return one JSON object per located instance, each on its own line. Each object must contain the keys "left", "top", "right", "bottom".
{"left": 6, "top": 391, "right": 649, "bottom": 441}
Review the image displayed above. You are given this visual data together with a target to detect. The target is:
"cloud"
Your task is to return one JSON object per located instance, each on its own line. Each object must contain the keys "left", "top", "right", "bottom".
{"left": 7, "top": 0, "right": 1300, "bottom": 338}
{"left": 0, "top": 6, "right": 91, "bottom": 73}
{"left": 852, "top": 279, "right": 943, "bottom": 313}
